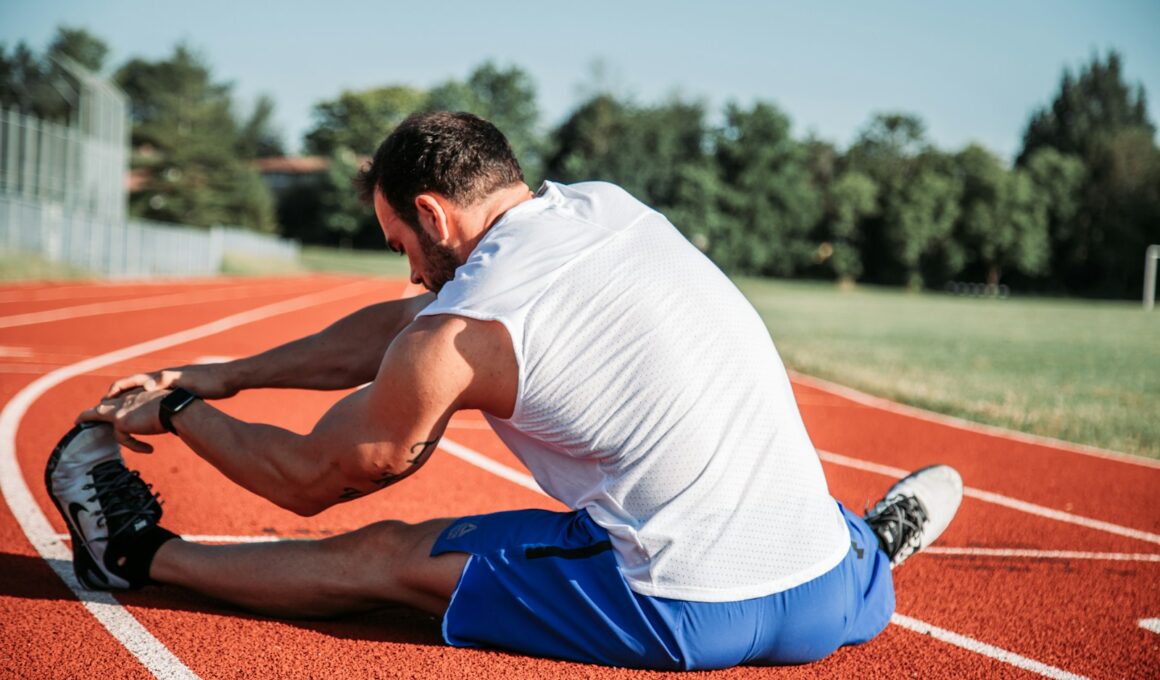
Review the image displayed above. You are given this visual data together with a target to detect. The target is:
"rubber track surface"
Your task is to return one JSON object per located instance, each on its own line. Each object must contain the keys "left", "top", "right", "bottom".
{"left": 1, "top": 276, "right": 1156, "bottom": 679}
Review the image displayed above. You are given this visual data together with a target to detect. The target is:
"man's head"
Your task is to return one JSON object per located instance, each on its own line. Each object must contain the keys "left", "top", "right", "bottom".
{"left": 356, "top": 111, "right": 526, "bottom": 292}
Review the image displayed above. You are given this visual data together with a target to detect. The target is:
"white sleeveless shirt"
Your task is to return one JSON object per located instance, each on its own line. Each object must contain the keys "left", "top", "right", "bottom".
{"left": 418, "top": 181, "right": 849, "bottom": 601}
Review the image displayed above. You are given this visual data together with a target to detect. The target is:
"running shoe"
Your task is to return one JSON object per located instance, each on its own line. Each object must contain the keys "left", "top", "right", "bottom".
{"left": 45, "top": 422, "right": 164, "bottom": 589}
{"left": 863, "top": 464, "right": 963, "bottom": 569}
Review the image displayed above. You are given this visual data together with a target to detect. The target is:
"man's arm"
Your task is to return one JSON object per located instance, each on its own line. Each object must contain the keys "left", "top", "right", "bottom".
{"left": 105, "top": 293, "right": 435, "bottom": 400}
{"left": 82, "top": 313, "right": 517, "bottom": 516}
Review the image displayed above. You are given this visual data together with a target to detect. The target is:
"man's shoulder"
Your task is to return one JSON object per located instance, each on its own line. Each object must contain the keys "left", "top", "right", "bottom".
{"left": 394, "top": 314, "right": 517, "bottom": 417}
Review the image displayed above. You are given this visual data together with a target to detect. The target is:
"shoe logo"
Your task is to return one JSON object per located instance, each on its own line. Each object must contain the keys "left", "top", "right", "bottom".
{"left": 851, "top": 540, "right": 865, "bottom": 559}
{"left": 67, "top": 502, "right": 89, "bottom": 532}
{"left": 67, "top": 502, "right": 110, "bottom": 587}
{"left": 446, "top": 523, "right": 477, "bottom": 540}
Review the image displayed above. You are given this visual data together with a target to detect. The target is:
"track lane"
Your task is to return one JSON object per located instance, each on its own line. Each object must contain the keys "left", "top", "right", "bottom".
{"left": 795, "top": 382, "right": 1160, "bottom": 534}
{"left": 2, "top": 277, "right": 395, "bottom": 680}
{"left": 4, "top": 277, "right": 1156, "bottom": 678}
{"left": 828, "top": 465, "right": 1158, "bottom": 679}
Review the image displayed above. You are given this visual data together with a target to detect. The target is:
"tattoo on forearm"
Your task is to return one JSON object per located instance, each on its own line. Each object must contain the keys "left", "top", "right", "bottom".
{"left": 338, "top": 438, "right": 440, "bottom": 501}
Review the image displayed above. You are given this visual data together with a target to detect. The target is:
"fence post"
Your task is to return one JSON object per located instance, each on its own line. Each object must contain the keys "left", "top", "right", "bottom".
{"left": 1145, "top": 245, "right": 1159, "bottom": 311}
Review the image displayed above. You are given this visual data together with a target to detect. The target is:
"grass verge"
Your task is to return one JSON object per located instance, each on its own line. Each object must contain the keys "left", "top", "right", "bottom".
{"left": 738, "top": 278, "right": 1159, "bottom": 459}
{"left": 0, "top": 250, "right": 95, "bottom": 280}
{"left": 298, "top": 246, "right": 410, "bottom": 277}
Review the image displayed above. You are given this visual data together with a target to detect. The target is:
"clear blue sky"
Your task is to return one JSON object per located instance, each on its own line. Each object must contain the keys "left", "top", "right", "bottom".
{"left": 3, "top": 0, "right": 1158, "bottom": 161}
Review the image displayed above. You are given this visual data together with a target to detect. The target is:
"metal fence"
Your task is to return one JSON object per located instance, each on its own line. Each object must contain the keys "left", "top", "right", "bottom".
{"left": 0, "top": 194, "right": 299, "bottom": 277}
{"left": 0, "top": 63, "right": 299, "bottom": 279}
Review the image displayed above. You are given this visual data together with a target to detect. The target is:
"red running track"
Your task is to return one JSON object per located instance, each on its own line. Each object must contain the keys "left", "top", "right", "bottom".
{"left": 1, "top": 276, "right": 1157, "bottom": 679}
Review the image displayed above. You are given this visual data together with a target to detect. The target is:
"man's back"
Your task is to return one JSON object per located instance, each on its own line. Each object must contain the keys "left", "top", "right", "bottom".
{"left": 420, "top": 180, "right": 850, "bottom": 601}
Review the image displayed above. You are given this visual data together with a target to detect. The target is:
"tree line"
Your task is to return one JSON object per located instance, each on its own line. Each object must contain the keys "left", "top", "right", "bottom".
{"left": 3, "top": 27, "right": 1157, "bottom": 298}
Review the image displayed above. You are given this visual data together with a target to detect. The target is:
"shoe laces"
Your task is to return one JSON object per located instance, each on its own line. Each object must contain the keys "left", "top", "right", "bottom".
{"left": 82, "top": 461, "right": 162, "bottom": 541}
{"left": 865, "top": 494, "right": 928, "bottom": 565}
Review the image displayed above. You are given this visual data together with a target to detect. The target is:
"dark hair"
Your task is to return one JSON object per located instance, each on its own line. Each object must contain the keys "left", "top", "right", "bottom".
{"left": 356, "top": 111, "right": 524, "bottom": 230}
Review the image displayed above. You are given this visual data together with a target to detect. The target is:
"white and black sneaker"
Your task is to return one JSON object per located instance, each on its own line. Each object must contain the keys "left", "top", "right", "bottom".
{"left": 45, "top": 422, "right": 176, "bottom": 590}
{"left": 864, "top": 464, "right": 963, "bottom": 569}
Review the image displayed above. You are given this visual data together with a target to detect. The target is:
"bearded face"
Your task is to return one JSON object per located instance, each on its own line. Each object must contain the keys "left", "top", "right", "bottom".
{"left": 415, "top": 225, "right": 463, "bottom": 293}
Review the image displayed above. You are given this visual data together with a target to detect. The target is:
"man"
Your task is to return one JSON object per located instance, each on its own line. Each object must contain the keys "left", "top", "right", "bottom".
{"left": 48, "top": 112, "right": 962, "bottom": 670}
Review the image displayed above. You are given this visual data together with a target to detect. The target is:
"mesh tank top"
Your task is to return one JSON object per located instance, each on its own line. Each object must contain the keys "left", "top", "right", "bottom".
{"left": 418, "top": 181, "right": 849, "bottom": 601}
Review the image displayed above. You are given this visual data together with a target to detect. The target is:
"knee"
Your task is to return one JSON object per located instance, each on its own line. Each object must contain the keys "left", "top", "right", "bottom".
{"left": 331, "top": 519, "right": 419, "bottom": 571}
{"left": 308, "top": 518, "right": 457, "bottom": 613}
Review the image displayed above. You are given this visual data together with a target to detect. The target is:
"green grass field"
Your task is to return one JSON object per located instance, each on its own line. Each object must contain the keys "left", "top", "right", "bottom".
{"left": 737, "top": 278, "right": 1160, "bottom": 459}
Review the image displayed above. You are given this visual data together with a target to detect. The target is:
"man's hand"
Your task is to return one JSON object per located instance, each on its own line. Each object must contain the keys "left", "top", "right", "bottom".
{"left": 78, "top": 388, "right": 170, "bottom": 453}
{"left": 105, "top": 363, "right": 236, "bottom": 401}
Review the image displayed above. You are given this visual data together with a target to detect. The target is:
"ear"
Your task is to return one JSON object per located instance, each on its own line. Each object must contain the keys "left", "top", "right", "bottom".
{"left": 414, "top": 194, "right": 451, "bottom": 242}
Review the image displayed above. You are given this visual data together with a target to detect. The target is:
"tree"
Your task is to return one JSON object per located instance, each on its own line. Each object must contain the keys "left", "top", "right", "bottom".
{"left": 1018, "top": 51, "right": 1160, "bottom": 297}
{"left": 823, "top": 170, "right": 878, "bottom": 282}
{"left": 47, "top": 26, "right": 109, "bottom": 72}
{"left": 427, "top": 62, "right": 543, "bottom": 181}
{"left": 235, "top": 94, "right": 285, "bottom": 159}
{"left": 303, "top": 85, "right": 426, "bottom": 156}
{"left": 845, "top": 113, "right": 940, "bottom": 285}
{"left": 883, "top": 168, "right": 962, "bottom": 289}
{"left": 1018, "top": 51, "right": 1154, "bottom": 164}
{"left": 709, "top": 102, "right": 822, "bottom": 276}
{"left": 952, "top": 145, "right": 1050, "bottom": 286}
{"left": 546, "top": 94, "right": 634, "bottom": 184}
{"left": 320, "top": 146, "right": 376, "bottom": 247}
{"left": 1075, "top": 128, "right": 1160, "bottom": 296}
{"left": 0, "top": 26, "right": 110, "bottom": 121}
{"left": 115, "top": 44, "right": 275, "bottom": 231}
{"left": 546, "top": 93, "right": 716, "bottom": 251}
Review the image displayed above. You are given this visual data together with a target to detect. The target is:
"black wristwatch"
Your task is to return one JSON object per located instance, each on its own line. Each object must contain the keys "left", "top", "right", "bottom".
{"left": 159, "top": 388, "right": 200, "bottom": 434}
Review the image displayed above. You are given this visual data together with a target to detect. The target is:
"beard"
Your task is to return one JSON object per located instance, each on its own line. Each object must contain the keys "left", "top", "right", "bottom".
{"left": 415, "top": 226, "right": 463, "bottom": 293}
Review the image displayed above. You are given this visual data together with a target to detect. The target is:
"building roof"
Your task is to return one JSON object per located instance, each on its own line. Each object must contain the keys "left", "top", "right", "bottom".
{"left": 253, "top": 156, "right": 330, "bottom": 174}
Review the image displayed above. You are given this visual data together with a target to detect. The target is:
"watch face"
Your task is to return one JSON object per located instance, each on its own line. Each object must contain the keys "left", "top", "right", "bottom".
{"left": 160, "top": 388, "right": 198, "bottom": 434}
{"left": 163, "top": 388, "right": 193, "bottom": 410}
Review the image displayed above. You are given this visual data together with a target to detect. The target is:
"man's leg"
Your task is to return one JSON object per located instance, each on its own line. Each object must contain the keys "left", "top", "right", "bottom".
{"left": 49, "top": 422, "right": 468, "bottom": 618}
{"left": 150, "top": 518, "right": 467, "bottom": 618}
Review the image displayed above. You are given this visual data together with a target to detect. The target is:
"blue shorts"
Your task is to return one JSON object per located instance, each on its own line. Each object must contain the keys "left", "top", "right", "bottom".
{"left": 431, "top": 502, "right": 894, "bottom": 670}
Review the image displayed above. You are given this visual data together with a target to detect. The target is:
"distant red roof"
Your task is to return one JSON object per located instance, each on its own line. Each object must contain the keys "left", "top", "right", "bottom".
{"left": 126, "top": 168, "right": 149, "bottom": 192}
{"left": 254, "top": 156, "right": 329, "bottom": 174}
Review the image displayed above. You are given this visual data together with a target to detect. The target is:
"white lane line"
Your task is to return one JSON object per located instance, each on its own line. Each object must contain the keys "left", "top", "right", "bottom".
{"left": 0, "top": 364, "right": 73, "bottom": 375}
{"left": 1140, "top": 619, "right": 1160, "bottom": 635}
{"left": 192, "top": 356, "right": 235, "bottom": 365}
{"left": 445, "top": 420, "right": 495, "bottom": 430}
{"left": 0, "top": 345, "right": 35, "bottom": 357}
{"left": 0, "top": 280, "right": 313, "bottom": 329}
{"left": 819, "top": 450, "right": 1160, "bottom": 547}
{"left": 438, "top": 438, "right": 547, "bottom": 496}
{"left": 924, "top": 547, "right": 1160, "bottom": 562}
{"left": 792, "top": 371, "right": 1160, "bottom": 470}
{"left": 0, "top": 278, "right": 233, "bottom": 304}
{"left": 891, "top": 614, "right": 1087, "bottom": 680}
{"left": 0, "top": 279, "right": 380, "bottom": 680}
{"left": 56, "top": 533, "right": 303, "bottom": 544}
{"left": 55, "top": 533, "right": 284, "bottom": 544}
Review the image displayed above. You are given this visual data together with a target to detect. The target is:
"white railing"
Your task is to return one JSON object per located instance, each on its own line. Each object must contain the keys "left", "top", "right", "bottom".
{"left": 0, "top": 94, "right": 298, "bottom": 278}
{"left": 0, "top": 194, "right": 298, "bottom": 278}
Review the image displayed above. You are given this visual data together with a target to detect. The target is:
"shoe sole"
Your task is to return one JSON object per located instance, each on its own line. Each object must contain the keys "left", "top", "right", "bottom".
{"left": 44, "top": 422, "right": 114, "bottom": 590}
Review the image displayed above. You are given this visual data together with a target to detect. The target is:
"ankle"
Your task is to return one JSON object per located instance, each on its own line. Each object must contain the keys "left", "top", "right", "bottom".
{"left": 105, "top": 526, "right": 181, "bottom": 588}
